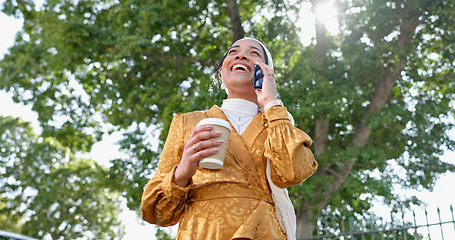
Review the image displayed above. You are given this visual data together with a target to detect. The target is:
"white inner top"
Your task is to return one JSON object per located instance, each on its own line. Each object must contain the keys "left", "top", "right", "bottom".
{"left": 220, "top": 98, "right": 259, "bottom": 135}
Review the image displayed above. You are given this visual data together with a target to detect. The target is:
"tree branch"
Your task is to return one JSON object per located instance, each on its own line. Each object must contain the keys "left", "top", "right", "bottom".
{"left": 226, "top": 0, "right": 244, "bottom": 42}
{"left": 322, "top": 3, "right": 422, "bottom": 208}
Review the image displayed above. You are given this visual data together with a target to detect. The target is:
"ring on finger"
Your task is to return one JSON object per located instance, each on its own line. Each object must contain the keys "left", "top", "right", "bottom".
{"left": 192, "top": 144, "right": 198, "bottom": 152}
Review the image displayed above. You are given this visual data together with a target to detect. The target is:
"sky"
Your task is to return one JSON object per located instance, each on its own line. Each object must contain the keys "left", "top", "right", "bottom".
{"left": 0, "top": 1, "right": 454, "bottom": 240}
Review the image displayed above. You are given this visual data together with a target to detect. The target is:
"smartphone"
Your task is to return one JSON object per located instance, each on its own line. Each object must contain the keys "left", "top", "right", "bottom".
{"left": 253, "top": 64, "right": 264, "bottom": 90}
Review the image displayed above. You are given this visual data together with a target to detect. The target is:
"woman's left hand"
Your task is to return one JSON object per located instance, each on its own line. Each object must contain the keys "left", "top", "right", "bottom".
{"left": 254, "top": 62, "right": 278, "bottom": 108}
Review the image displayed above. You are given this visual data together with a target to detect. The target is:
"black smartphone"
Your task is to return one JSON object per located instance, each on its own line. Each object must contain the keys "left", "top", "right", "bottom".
{"left": 253, "top": 64, "right": 264, "bottom": 90}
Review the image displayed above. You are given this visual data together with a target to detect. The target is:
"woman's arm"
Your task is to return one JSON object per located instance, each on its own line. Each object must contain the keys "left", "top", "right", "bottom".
{"left": 141, "top": 113, "right": 189, "bottom": 226}
{"left": 141, "top": 112, "right": 224, "bottom": 226}
{"left": 263, "top": 106, "right": 318, "bottom": 188}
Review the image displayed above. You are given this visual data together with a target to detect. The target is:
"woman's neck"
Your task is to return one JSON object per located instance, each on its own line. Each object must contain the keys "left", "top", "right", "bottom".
{"left": 227, "top": 93, "right": 258, "bottom": 105}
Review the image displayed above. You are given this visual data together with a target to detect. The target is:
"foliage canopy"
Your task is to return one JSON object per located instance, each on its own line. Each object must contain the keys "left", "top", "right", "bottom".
{"left": 1, "top": 0, "right": 454, "bottom": 238}
{"left": 0, "top": 116, "right": 124, "bottom": 239}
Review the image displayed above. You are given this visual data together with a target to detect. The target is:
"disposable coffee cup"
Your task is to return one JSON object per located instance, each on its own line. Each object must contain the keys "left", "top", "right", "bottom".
{"left": 196, "top": 118, "right": 232, "bottom": 169}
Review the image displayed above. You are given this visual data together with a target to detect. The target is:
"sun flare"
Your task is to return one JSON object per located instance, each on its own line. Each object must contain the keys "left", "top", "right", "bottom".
{"left": 313, "top": 0, "right": 340, "bottom": 35}
{"left": 297, "top": 1, "right": 341, "bottom": 45}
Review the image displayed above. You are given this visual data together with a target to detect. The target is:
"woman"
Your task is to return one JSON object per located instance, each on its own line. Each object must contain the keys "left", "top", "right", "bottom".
{"left": 142, "top": 38, "right": 317, "bottom": 239}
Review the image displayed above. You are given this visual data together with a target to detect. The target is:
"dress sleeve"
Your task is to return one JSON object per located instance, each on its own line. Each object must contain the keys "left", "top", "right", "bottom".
{"left": 263, "top": 106, "right": 318, "bottom": 188}
{"left": 141, "top": 113, "right": 192, "bottom": 226}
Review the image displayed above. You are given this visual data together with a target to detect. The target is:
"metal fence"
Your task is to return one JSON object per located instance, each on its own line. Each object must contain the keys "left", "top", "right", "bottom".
{"left": 0, "top": 230, "right": 38, "bottom": 240}
{"left": 2, "top": 206, "right": 454, "bottom": 240}
{"left": 301, "top": 205, "right": 455, "bottom": 240}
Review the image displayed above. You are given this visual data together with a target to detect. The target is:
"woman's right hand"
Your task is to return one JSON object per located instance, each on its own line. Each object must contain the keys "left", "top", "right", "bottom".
{"left": 173, "top": 124, "right": 224, "bottom": 187}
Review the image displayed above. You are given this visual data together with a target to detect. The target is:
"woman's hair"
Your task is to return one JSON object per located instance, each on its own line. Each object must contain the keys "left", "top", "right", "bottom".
{"left": 211, "top": 38, "right": 273, "bottom": 87}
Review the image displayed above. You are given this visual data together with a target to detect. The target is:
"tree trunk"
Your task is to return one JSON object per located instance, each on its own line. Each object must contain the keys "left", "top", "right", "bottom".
{"left": 311, "top": 0, "right": 330, "bottom": 160}
{"left": 296, "top": 1, "right": 330, "bottom": 239}
{"left": 296, "top": 203, "right": 317, "bottom": 238}
{"left": 312, "top": 0, "right": 327, "bottom": 66}
{"left": 314, "top": 119, "right": 330, "bottom": 157}
{"left": 226, "top": 0, "right": 244, "bottom": 42}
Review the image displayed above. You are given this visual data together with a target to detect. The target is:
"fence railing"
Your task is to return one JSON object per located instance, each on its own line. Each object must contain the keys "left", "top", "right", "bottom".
{"left": 0, "top": 230, "right": 38, "bottom": 240}
{"left": 2, "top": 206, "right": 454, "bottom": 240}
{"left": 301, "top": 205, "right": 455, "bottom": 240}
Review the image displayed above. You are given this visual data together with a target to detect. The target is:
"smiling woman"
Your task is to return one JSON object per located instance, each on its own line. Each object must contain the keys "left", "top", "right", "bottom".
{"left": 141, "top": 38, "right": 318, "bottom": 240}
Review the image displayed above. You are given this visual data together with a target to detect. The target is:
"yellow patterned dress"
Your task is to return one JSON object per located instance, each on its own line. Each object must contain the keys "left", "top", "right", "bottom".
{"left": 142, "top": 106, "right": 317, "bottom": 240}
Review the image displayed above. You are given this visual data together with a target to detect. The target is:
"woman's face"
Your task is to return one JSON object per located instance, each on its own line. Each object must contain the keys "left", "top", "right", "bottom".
{"left": 221, "top": 39, "right": 267, "bottom": 97}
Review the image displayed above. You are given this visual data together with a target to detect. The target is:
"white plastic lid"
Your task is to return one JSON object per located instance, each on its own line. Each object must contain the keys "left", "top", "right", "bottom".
{"left": 196, "top": 118, "right": 232, "bottom": 132}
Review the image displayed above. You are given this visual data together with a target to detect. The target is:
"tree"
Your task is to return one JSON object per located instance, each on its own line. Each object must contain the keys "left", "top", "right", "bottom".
{"left": 1, "top": 0, "right": 454, "bottom": 238}
{"left": 288, "top": 0, "right": 455, "bottom": 237}
{"left": 0, "top": 116, "right": 124, "bottom": 239}
{"left": 0, "top": 196, "right": 22, "bottom": 233}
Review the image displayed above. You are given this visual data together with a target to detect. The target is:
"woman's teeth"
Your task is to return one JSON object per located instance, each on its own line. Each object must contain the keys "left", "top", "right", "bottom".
{"left": 232, "top": 64, "right": 249, "bottom": 72}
